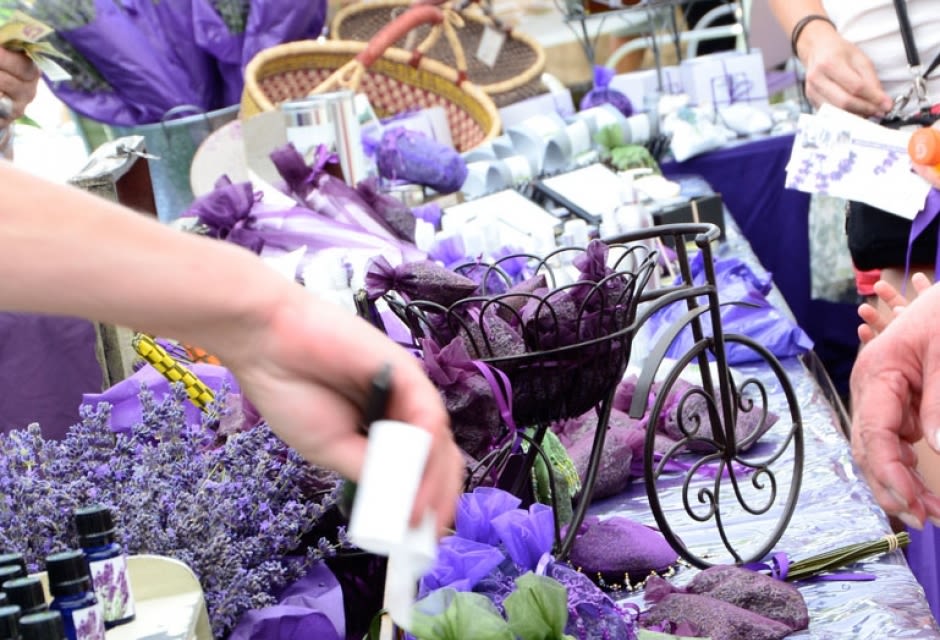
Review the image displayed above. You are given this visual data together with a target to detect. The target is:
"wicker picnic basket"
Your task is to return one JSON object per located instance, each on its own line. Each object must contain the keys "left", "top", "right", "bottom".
{"left": 330, "top": 0, "right": 548, "bottom": 107}
{"left": 242, "top": 4, "right": 500, "bottom": 152}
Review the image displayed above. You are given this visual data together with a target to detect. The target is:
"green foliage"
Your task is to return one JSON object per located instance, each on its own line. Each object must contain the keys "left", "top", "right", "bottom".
{"left": 409, "top": 573, "right": 575, "bottom": 640}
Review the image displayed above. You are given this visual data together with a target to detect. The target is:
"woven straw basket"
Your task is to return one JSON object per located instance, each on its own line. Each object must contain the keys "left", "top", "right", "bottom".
{"left": 242, "top": 5, "right": 500, "bottom": 152}
{"left": 331, "top": 0, "right": 547, "bottom": 107}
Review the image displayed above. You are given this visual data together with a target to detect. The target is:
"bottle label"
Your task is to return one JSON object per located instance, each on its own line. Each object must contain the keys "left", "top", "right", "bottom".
{"left": 71, "top": 602, "right": 106, "bottom": 640}
{"left": 89, "top": 555, "right": 135, "bottom": 621}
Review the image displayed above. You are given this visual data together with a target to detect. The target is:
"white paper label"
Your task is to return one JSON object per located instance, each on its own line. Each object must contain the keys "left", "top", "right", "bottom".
{"left": 90, "top": 555, "right": 136, "bottom": 621}
{"left": 476, "top": 26, "right": 506, "bottom": 68}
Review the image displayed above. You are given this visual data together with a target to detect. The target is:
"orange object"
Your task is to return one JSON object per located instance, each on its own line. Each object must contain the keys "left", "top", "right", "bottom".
{"left": 908, "top": 127, "right": 940, "bottom": 167}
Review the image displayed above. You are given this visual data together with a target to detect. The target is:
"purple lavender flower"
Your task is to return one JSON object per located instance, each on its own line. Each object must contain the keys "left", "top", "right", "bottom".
{"left": 0, "top": 385, "right": 345, "bottom": 637}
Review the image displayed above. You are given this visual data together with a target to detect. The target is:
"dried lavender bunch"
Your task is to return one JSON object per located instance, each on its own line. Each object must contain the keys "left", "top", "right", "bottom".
{"left": 16, "top": 0, "right": 113, "bottom": 93}
{"left": 18, "top": 0, "right": 96, "bottom": 31}
{"left": 0, "top": 384, "right": 344, "bottom": 638}
{"left": 210, "top": 0, "right": 250, "bottom": 34}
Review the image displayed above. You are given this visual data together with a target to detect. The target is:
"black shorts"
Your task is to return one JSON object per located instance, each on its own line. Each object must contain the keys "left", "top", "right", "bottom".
{"left": 846, "top": 201, "right": 940, "bottom": 271}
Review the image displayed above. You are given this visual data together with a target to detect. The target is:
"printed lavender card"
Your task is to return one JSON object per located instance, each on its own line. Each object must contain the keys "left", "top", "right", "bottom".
{"left": 785, "top": 104, "right": 930, "bottom": 220}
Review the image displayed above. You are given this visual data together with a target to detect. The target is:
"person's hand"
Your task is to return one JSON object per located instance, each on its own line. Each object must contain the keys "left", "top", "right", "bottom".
{"left": 213, "top": 284, "right": 465, "bottom": 536}
{"left": 796, "top": 20, "right": 893, "bottom": 118}
{"left": 858, "top": 272, "right": 932, "bottom": 344}
{"left": 0, "top": 47, "right": 39, "bottom": 124}
{"left": 851, "top": 283, "right": 940, "bottom": 529}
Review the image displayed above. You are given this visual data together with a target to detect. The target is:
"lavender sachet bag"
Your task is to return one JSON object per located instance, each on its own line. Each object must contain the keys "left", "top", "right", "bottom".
{"left": 642, "top": 564, "right": 809, "bottom": 639}
{"left": 568, "top": 516, "right": 678, "bottom": 589}
{"left": 376, "top": 127, "right": 468, "bottom": 194}
{"left": 579, "top": 65, "right": 633, "bottom": 117}
{"left": 364, "top": 255, "right": 478, "bottom": 305}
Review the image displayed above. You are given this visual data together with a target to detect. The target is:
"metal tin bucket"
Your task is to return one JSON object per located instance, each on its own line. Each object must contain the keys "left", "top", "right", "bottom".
{"left": 110, "top": 104, "right": 240, "bottom": 222}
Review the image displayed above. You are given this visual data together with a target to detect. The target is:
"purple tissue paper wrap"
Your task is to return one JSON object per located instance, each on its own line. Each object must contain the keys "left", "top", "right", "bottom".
{"left": 80, "top": 363, "right": 243, "bottom": 434}
{"left": 455, "top": 487, "right": 523, "bottom": 546}
{"left": 490, "top": 504, "right": 555, "bottom": 571}
{"left": 419, "top": 535, "right": 506, "bottom": 594}
{"left": 228, "top": 562, "right": 344, "bottom": 640}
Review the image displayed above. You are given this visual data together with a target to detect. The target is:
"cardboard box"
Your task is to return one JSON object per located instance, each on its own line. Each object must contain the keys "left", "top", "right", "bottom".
{"left": 650, "top": 194, "right": 725, "bottom": 246}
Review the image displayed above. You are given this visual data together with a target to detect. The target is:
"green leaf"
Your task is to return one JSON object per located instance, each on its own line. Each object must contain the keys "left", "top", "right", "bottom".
{"left": 410, "top": 588, "right": 513, "bottom": 640}
{"left": 593, "top": 124, "right": 625, "bottom": 152}
{"left": 364, "top": 609, "right": 386, "bottom": 640}
{"left": 15, "top": 115, "right": 40, "bottom": 128}
{"left": 504, "top": 572, "right": 571, "bottom": 640}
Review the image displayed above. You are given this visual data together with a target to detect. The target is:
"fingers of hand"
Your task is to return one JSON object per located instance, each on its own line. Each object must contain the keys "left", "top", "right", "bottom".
{"left": 410, "top": 431, "right": 465, "bottom": 536}
{"left": 0, "top": 50, "right": 40, "bottom": 121}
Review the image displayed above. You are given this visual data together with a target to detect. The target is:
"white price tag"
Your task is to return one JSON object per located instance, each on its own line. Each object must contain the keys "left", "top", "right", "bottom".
{"left": 475, "top": 26, "right": 506, "bottom": 68}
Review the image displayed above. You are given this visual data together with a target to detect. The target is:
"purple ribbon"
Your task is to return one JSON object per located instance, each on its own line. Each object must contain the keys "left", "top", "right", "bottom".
{"left": 744, "top": 551, "right": 875, "bottom": 582}
{"left": 470, "top": 360, "right": 518, "bottom": 450}
{"left": 269, "top": 143, "right": 338, "bottom": 202}
{"left": 904, "top": 188, "right": 940, "bottom": 292}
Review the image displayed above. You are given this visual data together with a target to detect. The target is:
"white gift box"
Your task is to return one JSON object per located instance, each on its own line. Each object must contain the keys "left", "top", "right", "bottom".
{"left": 609, "top": 66, "right": 683, "bottom": 113}
{"left": 679, "top": 50, "right": 769, "bottom": 110}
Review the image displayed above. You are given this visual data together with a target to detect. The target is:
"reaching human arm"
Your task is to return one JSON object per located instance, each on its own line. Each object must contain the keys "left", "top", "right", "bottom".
{"left": 768, "top": 0, "right": 892, "bottom": 117}
{"left": 0, "top": 160, "right": 464, "bottom": 533}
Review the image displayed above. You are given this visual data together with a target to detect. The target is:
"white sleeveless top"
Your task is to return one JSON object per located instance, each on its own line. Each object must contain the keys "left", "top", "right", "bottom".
{"left": 822, "top": 0, "right": 940, "bottom": 102}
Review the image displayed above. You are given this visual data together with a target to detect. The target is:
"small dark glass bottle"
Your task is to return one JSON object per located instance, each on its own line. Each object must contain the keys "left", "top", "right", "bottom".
{"left": 73, "top": 506, "right": 134, "bottom": 628}
{"left": 1, "top": 578, "right": 46, "bottom": 616}
{"left": 44, "top": 552, "right": 103, "bottom": 640}
{"left": 17, "top": 612, "right": 65, "bottom": 640}
{"left": 0, "top": 604, "right": 20, "bottom": 640}
{"left": 0, "top": 568, "right": 25, "bottom": 589}
{"left": 0, "top": 557, "right": 26, "bottom": 578}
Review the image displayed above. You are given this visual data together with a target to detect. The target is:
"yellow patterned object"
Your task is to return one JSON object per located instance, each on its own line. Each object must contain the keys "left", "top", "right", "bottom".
{"left": 132, "top": 334, "right": 216, "bottom": 411}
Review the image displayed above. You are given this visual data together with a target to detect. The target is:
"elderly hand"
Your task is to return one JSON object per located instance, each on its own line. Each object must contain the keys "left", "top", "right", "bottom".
{"left": 0, "top": 47, "right": 39, "bottom": 124}
{"left": 795, "top": 19, "right": 893, "bottom": 118}
{"left": 851, "top": 282, "right": 940, "bottom": 529}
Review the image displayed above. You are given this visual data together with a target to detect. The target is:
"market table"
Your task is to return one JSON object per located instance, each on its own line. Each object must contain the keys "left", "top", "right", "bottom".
{"left": 660, "top": 134, "right": 861, "bottom": 399}
{"left": 594, "top": 217, "right": 940, "bottom": 638}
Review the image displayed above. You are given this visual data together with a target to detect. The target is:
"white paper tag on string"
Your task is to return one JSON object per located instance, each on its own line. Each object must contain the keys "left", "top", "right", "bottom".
{"left": 476, "top": 26, "right": 506, "bottom": 68}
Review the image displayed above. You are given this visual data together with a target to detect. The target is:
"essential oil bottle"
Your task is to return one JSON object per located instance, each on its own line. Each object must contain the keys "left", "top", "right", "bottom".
{"left": 17, "top": 612, "right": 65, "bottom": 640}
{"left": 0, "top": 604, "right": 20, "bottom": 640}
{"left": 0, "top": 567, "right": 25, "bottom": 589}
{"left": 0, "top": 556, "right": 26, "bottom": 577}
{"left": 44, "top": 552, "right": 104, "bottom": 640}
{"left": 2, "top": 578, "right": 46, "bottom": 616}
{"left": 73, "top": 505, "right": 134, "bottom": 627}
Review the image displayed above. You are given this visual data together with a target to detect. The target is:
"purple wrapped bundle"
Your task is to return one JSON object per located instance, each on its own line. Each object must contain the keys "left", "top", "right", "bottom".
{"left": 355, "top": 177, "right": 417, "bottom": 243}
{"left": 570, "top": 240, "right": 631, "bottom": 313}
{"left": 642, "top": 592, "right": 793, "bottom": 640}
{"left": 683, "top": 565, "right": 809, "bottom": 632}
{"left": 545, "top": 561, "right": 636, "bottom": 639}
{"left": 579, "top": 66, "right": 634, "bottom": 118}
{"left": 455, "top": 308, "right": 526, "bottom": 360}
{"left": 421, "top": 338, "right": 503, "bottom": 458}
{"left": 660, "top": 380, "right": 779, "bottom": 452}
{"left": 496, "top": 274, "right": 548, "bottom": 320}
{"left": 364, "top": 256, "right": 478, "bottom": 305}
{"left": 564, "top": 418, "right": 643, "bottom": 500}
{"left": 376, "top": 127, "right": 468, "bottom": 194}
{"left": 569, "top": 516, "right": 678, "bottom": 586}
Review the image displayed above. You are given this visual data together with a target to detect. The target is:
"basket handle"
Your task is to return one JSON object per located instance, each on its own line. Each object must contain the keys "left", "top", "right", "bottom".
{"left": 355, "top": 4, "right": 445, "bottom": 67}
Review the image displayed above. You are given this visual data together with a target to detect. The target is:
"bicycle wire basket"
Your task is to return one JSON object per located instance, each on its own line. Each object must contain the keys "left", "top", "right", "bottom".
{"left": 383, "top": 241, "right": 658, "bottom": 428}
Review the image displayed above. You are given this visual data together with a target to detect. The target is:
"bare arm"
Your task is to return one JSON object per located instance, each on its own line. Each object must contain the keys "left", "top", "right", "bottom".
{"left": 0, "top": 160, "right": 464, "bottom": 533}
{"left": 768, "top": 0, "right": 892, "bottom": 117}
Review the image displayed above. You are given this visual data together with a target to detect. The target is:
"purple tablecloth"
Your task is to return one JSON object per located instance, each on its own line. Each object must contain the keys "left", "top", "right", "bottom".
{"left": 0, "top": 313, "right": 102, "bottom": 438}
{"left": 661, "top": 134, "right": 861, "bottom": 398}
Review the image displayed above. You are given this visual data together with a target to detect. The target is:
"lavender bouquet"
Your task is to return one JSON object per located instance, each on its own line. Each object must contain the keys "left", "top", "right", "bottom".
{"left": 0, "top": 384, "right": 345, "bottom": 637}
{"left": 19, "top": 0, "right": 325, "bottom": 125}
